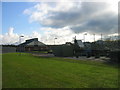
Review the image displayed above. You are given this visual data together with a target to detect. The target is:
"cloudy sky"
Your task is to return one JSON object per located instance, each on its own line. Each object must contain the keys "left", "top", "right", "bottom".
{"left": 1, "top": 0, "right": 119, "bottom": 45}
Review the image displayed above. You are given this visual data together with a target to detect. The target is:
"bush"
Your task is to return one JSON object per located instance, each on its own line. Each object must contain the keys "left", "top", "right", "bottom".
{"left": 109, "top": 51, "right": 120, "bottom": 63}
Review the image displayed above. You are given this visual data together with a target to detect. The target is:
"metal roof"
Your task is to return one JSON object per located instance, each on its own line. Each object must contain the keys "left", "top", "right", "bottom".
{"left": 77, "top": 40, "right": 84, "bottom": 48}
{"left": 19, "top": 38, "right": 46, "bottom": 46}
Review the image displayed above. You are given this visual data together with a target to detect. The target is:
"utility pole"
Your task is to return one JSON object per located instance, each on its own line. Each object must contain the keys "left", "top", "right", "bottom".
{"left": 54, "top": 37, "right": 57, "bottom": 45}
{"left": 93, "top": 34, "right": 95, "bottom": 42}
{"left": 101, "top": 34, "right": 103, "bottom": 41}
{"left": 75, "top": 36, "right": 76, "bottom": 40}
{"left": 84, "top": 33, "right": 87, "bottom": 42}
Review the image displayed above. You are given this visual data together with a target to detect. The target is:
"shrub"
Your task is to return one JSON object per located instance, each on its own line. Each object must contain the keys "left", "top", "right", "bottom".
{"left": 109, "top": 50, "right": 120, "bottom": 63}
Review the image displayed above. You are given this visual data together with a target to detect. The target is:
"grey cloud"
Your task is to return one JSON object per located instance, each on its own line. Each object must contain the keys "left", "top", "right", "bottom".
{"left": 43, "top": 2, "right": 108, "bottom": 26}
{"left": 30, "top": 2, "right": 118, "bottom": 34}
{"left": 43, "top": 11, "right": 82, "bottom": 28}
{"left": 72, "top": 13, "right": 117, "bottom": 34}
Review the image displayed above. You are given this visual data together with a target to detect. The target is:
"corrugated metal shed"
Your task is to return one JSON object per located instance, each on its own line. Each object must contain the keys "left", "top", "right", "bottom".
{"left": 62, "top": 45, "right": 74, "bottom": 57}
{"left": 52, "top": 44, "right": 74, "bottom": 57}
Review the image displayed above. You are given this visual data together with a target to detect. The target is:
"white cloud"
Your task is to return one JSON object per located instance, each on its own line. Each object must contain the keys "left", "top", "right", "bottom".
{"left": 1, "top": 27, "right": 42, "bottom": 45}
{"left": 23, "top": 1, "right": 118, "bottom": 35}
{"left": 30, "top": 31, "right": 41, "bottom": 40}
{"left": 1, "top": 27, "right": 19, "bottom": 44}
{"left": 0, "top": 35, "right": 3, "bottom": 44}
{"left": 40, "top": 27, "right": 103, "bottom": 44}
{"left": 1, "top": 27, "right": 108, "bottom": 45}
{"left": 40, "top": 27, "right": 74, "bottom": 44}
{"left": 23, "top": 9, "right": 32, "bottom": 15}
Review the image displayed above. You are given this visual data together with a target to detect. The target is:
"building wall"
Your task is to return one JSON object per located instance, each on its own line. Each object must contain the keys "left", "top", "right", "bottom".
{"left": 24, "top": 46, "right": 48, "bottom": 51}
{"left": 52, "top": 45, "right": 74, "bottom": 57}
{"left": 2, "top": 46, "right": 17, "bottom": 53}
{"left": 16, "top": 46, "right": 49, "bottom": 52}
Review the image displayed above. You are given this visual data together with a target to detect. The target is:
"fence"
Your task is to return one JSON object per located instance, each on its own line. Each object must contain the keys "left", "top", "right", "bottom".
{"left": 2, "top": 46, "right": 17, "bottom": 53}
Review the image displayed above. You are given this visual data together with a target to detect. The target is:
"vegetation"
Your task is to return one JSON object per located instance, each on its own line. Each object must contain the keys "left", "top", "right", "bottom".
{"left": 92, "top": 40, "right": 119, "bottom": 51}
{"left": 30, "top": 51, "right": 48, "bottom": 53}
{"left": 2, "top": 53, "right": 119, "bottom": 88}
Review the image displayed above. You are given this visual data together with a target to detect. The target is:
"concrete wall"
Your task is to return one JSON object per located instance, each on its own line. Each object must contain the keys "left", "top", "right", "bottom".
{"left": 2, "top": 46, "right": 17, "bottom": 53}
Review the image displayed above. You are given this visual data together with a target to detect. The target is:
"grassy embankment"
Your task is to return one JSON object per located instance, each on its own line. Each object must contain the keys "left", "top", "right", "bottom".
{"left": 2, "top": 53, "right": 119, "bottom": 88}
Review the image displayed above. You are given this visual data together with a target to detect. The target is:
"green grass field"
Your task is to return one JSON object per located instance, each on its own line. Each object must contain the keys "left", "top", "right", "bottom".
{"left": 2, "top": 53, "right": 119, "bottom": 88}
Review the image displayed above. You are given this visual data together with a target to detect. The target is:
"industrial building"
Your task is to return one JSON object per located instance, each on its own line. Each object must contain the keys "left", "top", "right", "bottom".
{"left": 17, "top": 38, "right": 48, "bottom": 52}
{"left": 51, "top": 40, "right": 85, "bottom": 57}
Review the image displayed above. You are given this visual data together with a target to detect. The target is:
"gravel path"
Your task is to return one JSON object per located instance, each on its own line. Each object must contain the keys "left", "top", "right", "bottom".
{"left": 32, "top": 53, "right": 55, "bottom": 57}
{"left": 64, "top": 56, "right": 110, "bottom": 62}
{"left": 32, "top": 53, "right": 110, "bottom": 62}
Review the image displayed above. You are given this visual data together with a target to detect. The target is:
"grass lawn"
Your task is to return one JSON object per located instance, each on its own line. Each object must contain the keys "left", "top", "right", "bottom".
{"left": 2, "top": 53, "right": 119, "bottom": 88}
{"left": 30, "top": 51, "right": 48, "bottom": 53}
